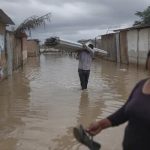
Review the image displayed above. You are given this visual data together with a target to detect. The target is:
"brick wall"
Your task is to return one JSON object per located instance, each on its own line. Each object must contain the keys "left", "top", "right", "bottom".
{"left": 27, "top": 40, "right": 39, "bottom": 57}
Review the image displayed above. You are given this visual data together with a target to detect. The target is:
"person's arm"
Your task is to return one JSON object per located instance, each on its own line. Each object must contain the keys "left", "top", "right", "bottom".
{"left": 107, "top": 79, "right": 144, "bottom": 126}
{"left": 86, "top": 79, "right": 143, "bottom": 136}
{"left": 83, "top": 43, "right": 95, "bottom": 57}
{"left": 86, "top": 104, "right": 128, "bottom": 136}
{"left": 86, "top": 118, "right": 112, "bottom": 136}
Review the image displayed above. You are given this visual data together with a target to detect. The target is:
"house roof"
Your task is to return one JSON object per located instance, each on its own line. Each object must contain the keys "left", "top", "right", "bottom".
{"left": 15, "top": 32, "right": 27, "bottom": 38}
{"left": 27, "top": 39, "right": 40, "bottom": 43}
{"left": 0, "top": 9, "right": 15, "bottom": 25}
{"left": 114, "top": 24, "right": 150, "bottom": 32}
{"left": 101, "top": 32, "right": 116, "bottom": 36}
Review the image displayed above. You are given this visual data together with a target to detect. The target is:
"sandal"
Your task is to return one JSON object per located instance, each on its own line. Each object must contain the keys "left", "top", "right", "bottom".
{"left": 73, "top": 124, "right": 101, "bottom": 150}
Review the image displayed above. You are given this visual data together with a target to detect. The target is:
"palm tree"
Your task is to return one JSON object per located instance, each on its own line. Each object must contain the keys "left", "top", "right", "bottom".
{"left": 15, "top": 13, "right": 51, "bottom": 66}
{"left": 15, "top": 13, "right": 51, "bottom": 36}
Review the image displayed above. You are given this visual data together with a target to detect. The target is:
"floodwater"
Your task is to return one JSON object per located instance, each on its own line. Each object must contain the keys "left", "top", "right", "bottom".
{"left": 0, "top": 53, "right": 149, "bottom": 150}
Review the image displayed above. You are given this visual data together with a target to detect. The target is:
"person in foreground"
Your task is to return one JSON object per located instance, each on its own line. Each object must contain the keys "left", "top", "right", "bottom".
{"left": 77, "top": 43, "right": 94, "bottom": 90}
{"left": 86, "top": 77, "right": 150, "bottom": 150}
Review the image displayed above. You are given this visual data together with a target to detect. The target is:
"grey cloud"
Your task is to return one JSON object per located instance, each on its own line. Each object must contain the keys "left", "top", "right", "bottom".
{"left": 1, "top": 0, "right": 150, "bottom": 41}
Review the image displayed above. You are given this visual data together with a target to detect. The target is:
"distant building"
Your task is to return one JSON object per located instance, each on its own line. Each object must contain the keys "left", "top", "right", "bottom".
{"left": 115, "top": 25, "right": 150, "bottom": 66}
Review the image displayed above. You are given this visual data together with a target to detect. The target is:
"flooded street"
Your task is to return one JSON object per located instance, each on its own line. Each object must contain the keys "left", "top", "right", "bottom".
{"left": 0, "top": 53, "right": 149, "bottom": 150}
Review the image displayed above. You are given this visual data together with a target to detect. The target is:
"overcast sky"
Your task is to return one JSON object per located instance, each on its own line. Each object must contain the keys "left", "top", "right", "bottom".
{"left": 1, "top": 0, "right": 150, "bottom": 42}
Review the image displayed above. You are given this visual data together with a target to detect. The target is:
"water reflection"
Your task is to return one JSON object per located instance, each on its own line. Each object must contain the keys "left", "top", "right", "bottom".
{"left": 77, "top": 91, "right": 105, "bottom": 126}
{"left": 0, "top": 70, "right": 30, "bottom": 150}
{"left": 50, "top": 90, "right": 104, "bottom": 150}
{"left": 0, "top": 53, "right": 149, "bottom": 150}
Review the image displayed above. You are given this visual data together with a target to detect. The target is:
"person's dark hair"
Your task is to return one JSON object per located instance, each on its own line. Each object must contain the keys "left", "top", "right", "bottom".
{"left": 88, "top": 44, "right": 94, "bottom": 49}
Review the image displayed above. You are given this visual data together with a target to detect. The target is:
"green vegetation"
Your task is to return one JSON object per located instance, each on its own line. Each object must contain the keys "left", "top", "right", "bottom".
{"left": 133, "top": 6, "right": 150, "bottom": 26}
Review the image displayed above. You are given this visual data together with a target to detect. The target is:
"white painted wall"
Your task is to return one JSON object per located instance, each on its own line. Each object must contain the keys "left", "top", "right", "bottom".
{"left": 0, "top": 34, "right": 4, "bottom": 52}
{"left": 0, "top": 34, "right": 4, "bottom": 78}
{"left": 6, "top": 33, "right": 13, "bottom": 75}
{"left": 127, "top": 28, "right": 150, "bottom": 65}
{"left": 127, "top": 30, "right": 138, "bottom": 64}
{"left": 138, "top": 29, "right": 149, "bottom": 65}
{"left": 115, "top": 33, "right": 120, "bottom": 63}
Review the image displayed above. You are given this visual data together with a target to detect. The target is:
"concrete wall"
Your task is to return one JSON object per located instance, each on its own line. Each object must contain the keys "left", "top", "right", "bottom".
{"left": 22, "top": 37, "right": 28, "bottom": 63}
{"left": 127, "top": 28, "right": 150, "bottom": 66}
{"left": 138, "top": 28, "right": 149, "bottom": 65}
{"left": 119, "top": 31, "right": 128, "bottom": 64}
{"left": 6, "top": 31, "right": 14, "bottom": 75}
{"left": 95, "top": 39, "right": 101, "bottom": 49}
{"left": 13, "top": 37, "right": 22, "bottom": 70}
{"left": 127, "top": 30, "right": 138, "bottom": 64}
{"left": 6, "top": 32, "right": 28, "bottom": 71}
{"left": 101, "top": 33, "right": 117, "bottom": 61}
{"left": 5, "top": 32, "right": 40, "bottom": 75}
{"left": 0, "top": 23, "right": 7, "bottom": 79}
{"left": 115, "top": 32, "right": 120, "bottom": 63}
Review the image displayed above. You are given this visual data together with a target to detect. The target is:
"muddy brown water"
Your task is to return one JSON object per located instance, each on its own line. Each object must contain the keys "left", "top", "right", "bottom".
{"left": 0, "top": 53, "right": 149, "bottom": 150}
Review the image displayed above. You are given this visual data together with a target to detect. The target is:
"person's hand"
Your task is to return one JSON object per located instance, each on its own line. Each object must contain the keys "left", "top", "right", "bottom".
{"left": 86, "top": 121, "right": 102, "bottom": 136}
{"left": 82, "top": 43, "right": 86, "bottom": 49}
{"left": 86, "top": 118, "right": 112, "bottom": 136}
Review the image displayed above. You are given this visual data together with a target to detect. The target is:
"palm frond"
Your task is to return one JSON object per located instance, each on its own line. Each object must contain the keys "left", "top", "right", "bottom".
{"left": 15, "top": 12, "right": 51, "bottom": 36}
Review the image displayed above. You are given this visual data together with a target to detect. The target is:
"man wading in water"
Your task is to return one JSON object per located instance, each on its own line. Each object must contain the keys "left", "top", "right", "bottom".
{"left": 77, "top": 43, "right": 94, "bottom": 90}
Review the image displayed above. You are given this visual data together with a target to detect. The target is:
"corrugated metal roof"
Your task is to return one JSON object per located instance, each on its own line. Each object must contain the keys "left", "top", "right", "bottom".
{"left": 0, "top": 9, "right": 15, "bottom": 25}
{"left": 101, "top": 32, "right": 116, "bottom": 36}
{"left": 114, "top": 24, "right": 150, "bottom": 32}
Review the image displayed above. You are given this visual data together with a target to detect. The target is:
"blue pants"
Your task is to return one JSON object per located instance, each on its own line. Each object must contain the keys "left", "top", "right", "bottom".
{"left": 78, "top": 69, "right": 90, "bottom": 90}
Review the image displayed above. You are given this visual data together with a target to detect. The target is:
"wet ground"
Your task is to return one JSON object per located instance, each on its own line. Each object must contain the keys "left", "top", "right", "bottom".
{"left": 0, "top": 53, "right": 149, "bottom": 150}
